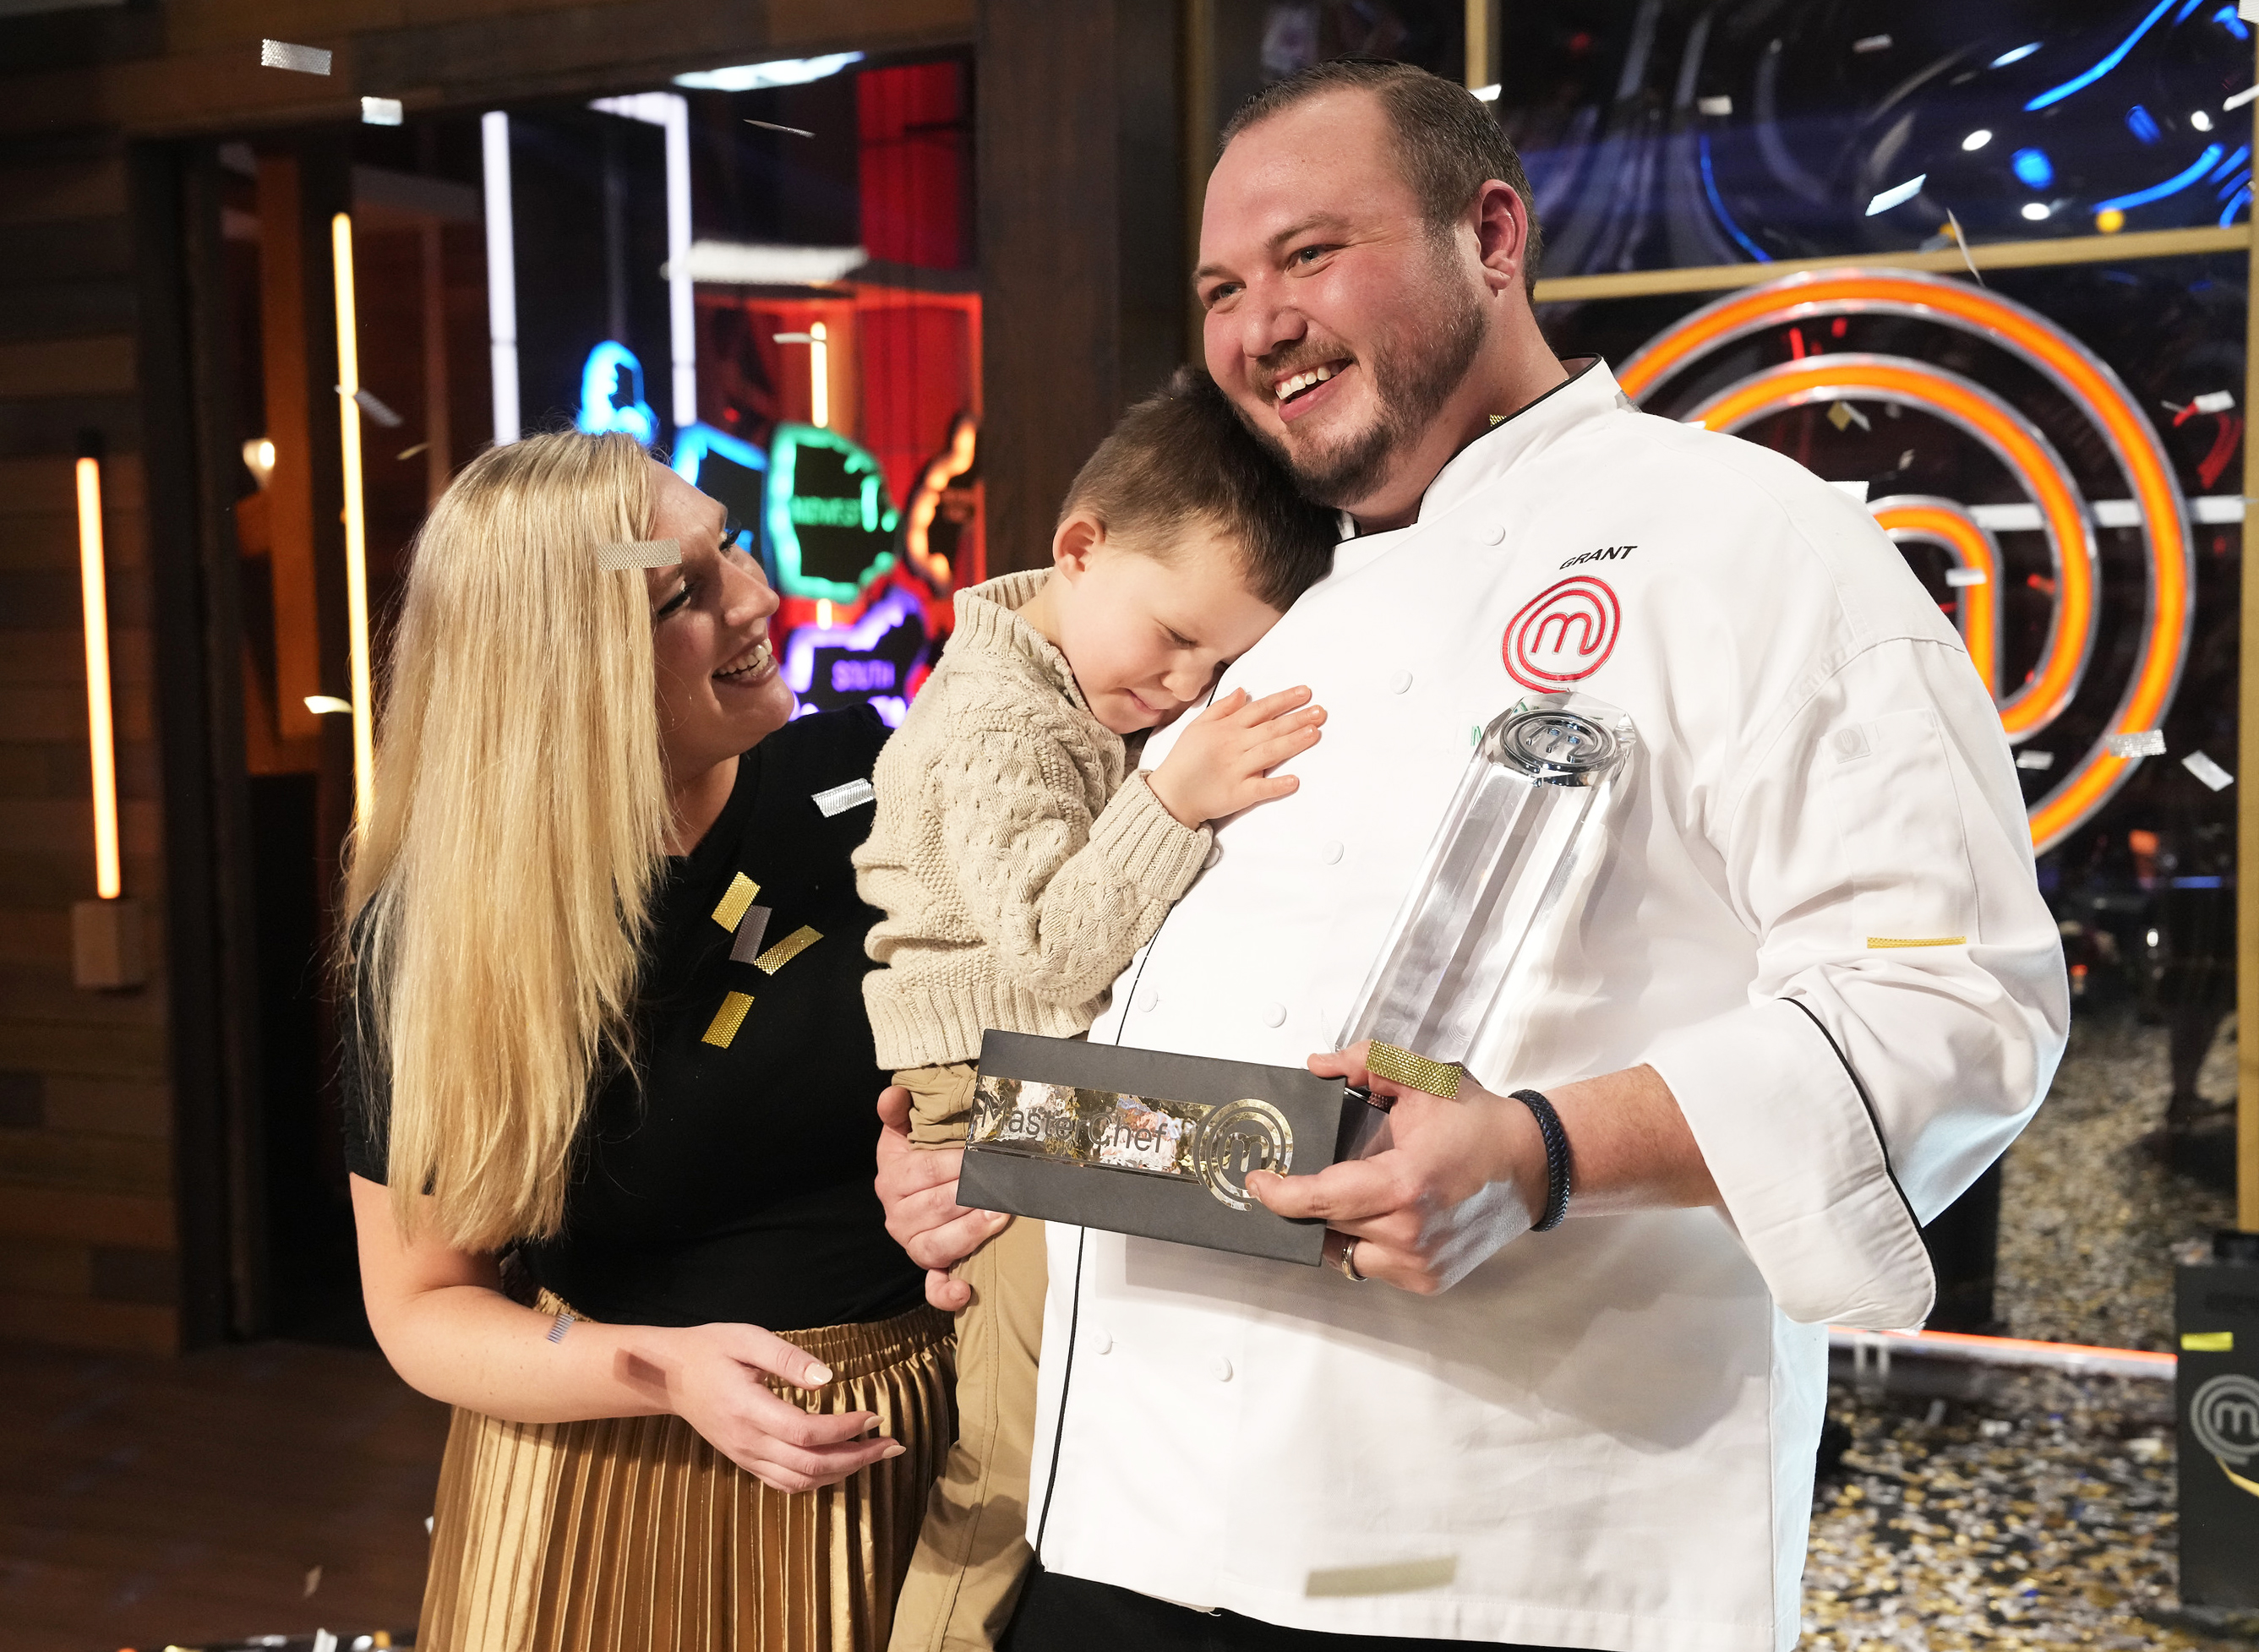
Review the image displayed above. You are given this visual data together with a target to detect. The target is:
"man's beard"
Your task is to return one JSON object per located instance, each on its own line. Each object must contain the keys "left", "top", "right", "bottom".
{"left": 1252, "top": 256, "right": 1487, "bottom": 509}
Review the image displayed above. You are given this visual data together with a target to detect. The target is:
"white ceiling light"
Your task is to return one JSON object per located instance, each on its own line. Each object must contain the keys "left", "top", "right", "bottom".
{"left": 1962, "top": 128, "right": 1994, "bottom": 150}
{"left": 674, "top": 52, "right": 863, "bottom": 93}
{"left": 2022, "top": 201, "right": 2051, "bottom": 221}
{"left": 2193, "top": 110, "right": 2215, "bottom": 131}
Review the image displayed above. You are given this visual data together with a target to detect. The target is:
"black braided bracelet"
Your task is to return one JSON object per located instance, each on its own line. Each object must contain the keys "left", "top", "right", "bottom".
{"left": 1508, "top": 1088, "right": 1574, "bottom": 1231}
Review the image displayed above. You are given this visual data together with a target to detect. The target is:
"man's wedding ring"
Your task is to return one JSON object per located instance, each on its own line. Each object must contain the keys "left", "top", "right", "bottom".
{"left": 1332, "top": 1232, "right": 1367, "bottom": 1284}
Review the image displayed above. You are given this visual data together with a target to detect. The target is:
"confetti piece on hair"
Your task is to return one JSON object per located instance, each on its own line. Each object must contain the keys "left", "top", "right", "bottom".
{"left": 1306, "top": 1556, "right": 1458, "bottom": 1597}
{"left": 2106, "top": 729, "right": 2166, "bottom": 758}
{"left": 2194, "top": 390, "right": 2237, "bottom": 413}
{"left": 2016, "top": 750, "right": 2054, "bottom": 771}
{"left": 744, "top": 118, "right": 816, "bottom": 138}
{"left": 362, "top": 96, "right": 403, "bottom": 126}
{"left": 1945, "top": 567, "right": 1987, "bottom": 587}
{"left": 341, "top": 385, "right": 403, "bottom": 428}
{"left": 728, "top": 904, "right": 773, "bottom": 965}
{"left": 2183, "top": 750, "right": 2234, "bottom": 790}
{"left": 702, "top": 990, "right": 755, "bottom": 1047}
{"left": 396, "top": 441, "right": 429, "bottom": 461}
{"left": 260, "top": 39, "right": 332, "bottom": 74}
{"left": 753, "top": 925, "right": 821, "bottom": 973}
{"left": 304, "top": 1565, "right": 322, "bottom": 1597}
{"left": 596, "top": 537, "right": 681, "bottom": 570}
{"left": 812, "top": 777, "right": 875, "bottom": 815}
{"left": 711, "top": 871, "right": 760, "bottom": 931}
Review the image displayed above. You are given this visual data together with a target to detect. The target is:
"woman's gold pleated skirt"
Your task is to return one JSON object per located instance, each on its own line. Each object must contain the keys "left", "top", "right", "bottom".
{"left": 416, "top": 1298, "right": 956, "bottom": 1652}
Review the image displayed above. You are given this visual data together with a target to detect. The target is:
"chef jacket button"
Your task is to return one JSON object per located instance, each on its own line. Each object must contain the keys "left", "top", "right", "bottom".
{"left": 1320, "top": 840, "right": 1345, "bottom": 864}
{"left": 1209, "top": 1355, "right": 1233, "bottom": 1382}
{"left": 1092, "top": 1328, "right": 1113, "bottom": 1355}
{"left": 1481, "top": 521, "right": 1508, "bottom": 545}
{"left": 1136, "top": 987, "right": 1160, "bottom": 1013}
{"left": 1260, "top": 1002, "right": 1286, "bottom": 1028}
{"left": 1204, "top": 840, "right": 1223, "bottom": 870}
{"left": 1388, "top": 670, "right": 1413, "bottom": 694}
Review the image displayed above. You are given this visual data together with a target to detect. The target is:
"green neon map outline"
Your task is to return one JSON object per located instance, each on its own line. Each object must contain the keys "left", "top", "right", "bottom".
{"left": 764, "top": 423, "right": 902, "bottom": 603}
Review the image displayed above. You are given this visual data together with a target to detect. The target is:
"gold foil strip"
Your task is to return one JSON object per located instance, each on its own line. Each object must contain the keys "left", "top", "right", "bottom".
{"left": 1865, "top": 936, "right": 1967, "bottom": 949}
{"left": 701, "top": 990, "right": 754, "bottom": 1048}
{"left": 596, "top": 537, "right": 682, "bottom": 571}
{"left": 1366, "top": 1042, "right": 1464, "bottom": 1099}
{"left": 752, "top": 925, "right": 821, "bottom": 973}
{"left": 711, "top": 873, "right": 760, "bottom": 932}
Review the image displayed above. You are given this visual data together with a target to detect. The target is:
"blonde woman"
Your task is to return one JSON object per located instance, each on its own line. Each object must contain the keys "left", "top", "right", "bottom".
{"left": 340, "top": 431, "right": 948, "bottom": 1650}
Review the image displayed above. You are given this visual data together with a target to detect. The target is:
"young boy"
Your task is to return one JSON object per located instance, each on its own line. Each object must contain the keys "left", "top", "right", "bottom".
{"left": 856, "top": 367, "right": 1340, "bottom": 1651}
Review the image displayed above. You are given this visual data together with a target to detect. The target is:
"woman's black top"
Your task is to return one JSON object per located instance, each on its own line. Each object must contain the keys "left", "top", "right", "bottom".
{"left": 340, "top": 707, "right": 924, "bottom": 1332}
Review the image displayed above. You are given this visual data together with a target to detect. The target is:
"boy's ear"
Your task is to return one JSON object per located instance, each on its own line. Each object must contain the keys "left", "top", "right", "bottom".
{"left": 1050, "top": 509, "right": 1107, "bottom": 581}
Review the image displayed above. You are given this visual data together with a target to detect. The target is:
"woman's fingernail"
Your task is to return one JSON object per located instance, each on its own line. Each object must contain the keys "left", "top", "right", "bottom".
{"left": 882, "top": 1442, "right": 907, "bottom": 1458}
{"left": 807, "top": 1362, "right": 833, "bottom": 1385}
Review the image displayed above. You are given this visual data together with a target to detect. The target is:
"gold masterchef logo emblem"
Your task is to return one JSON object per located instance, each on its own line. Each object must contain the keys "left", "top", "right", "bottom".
{"left": 1192, "top": 1099, "right": 1294, "bottom": 1210}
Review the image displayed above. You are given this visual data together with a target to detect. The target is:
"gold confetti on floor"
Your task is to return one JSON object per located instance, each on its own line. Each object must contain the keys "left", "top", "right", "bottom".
{"left": 1803, "top": 1371, "right": 2256, "bottom": 1650}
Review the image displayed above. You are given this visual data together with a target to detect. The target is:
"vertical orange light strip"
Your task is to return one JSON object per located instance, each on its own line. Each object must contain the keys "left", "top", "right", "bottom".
{"left": 1874, "top": 503, "right": 2001, "bottom": 697}
{"left": 74, "top": 455, "right": 120, "bottom": 901}
{"left": 332, "top": 211, "right": 374, "bottom": 832}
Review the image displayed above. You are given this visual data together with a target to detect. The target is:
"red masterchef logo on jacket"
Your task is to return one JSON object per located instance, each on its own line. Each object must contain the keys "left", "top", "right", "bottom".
{"left": 1503, "top": 575, "right": 1620, "bottom": 690}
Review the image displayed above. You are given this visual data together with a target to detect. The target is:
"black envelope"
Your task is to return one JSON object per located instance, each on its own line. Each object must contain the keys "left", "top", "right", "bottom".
{"left": 958, "top": 1030, "right": 1347, "bottom": 1265}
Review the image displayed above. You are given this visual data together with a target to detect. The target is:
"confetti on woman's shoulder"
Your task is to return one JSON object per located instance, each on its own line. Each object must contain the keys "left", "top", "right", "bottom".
{"left": 2183, "top": 750, "right": 2234, "bottom": 790}
{"left": 596, "top": 538, "right": 680, "bottom": 570}
{"left": 2106, "top": 729, "right": 2166, "bottom": 758}
{"left": 812, "top": 777, "right": 875, "bottom": 816}
{"left": 260, "top": 39, "right": 332, "bottom": 74}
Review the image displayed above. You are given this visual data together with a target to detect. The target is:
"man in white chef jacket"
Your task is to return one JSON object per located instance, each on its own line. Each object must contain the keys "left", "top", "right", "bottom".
{"left": 877, "top": 57, "right": 2066, "bottom": 1652}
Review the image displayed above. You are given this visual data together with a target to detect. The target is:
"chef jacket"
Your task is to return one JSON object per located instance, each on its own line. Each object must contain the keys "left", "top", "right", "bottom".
{"left": 1027, "top": 360, "right": 2067, "bottom": 1651}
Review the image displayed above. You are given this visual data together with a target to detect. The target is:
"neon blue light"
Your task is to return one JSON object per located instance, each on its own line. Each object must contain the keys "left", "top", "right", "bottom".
{"left": 2093, "top": 143, "right": 2224, "bottom": 212}
{"left": 1699, "top": 133, "right": 1771, "bottom": 264}
{"left": 1990, "top": 42, "right": 2041, "bottom": 68}
{"left": 2011, "top": 148, "right": 2054, "bottom": 188}
{"left": 670, "top": 421, "right": 768, "bottom": 485}
{"left": 2025, "top": 0, "right": 2178, "bottom": 111}
{"left": 2212, "top": 144, "right": 2251, "bottom": 180}
{"left": 2222, "top": 182, "right": 2253, "bottom": 226}
{"left": 2219, "top": 166, "right": 2252, "bottom": 199}
{"left": 2175, "top": 0, "right": 2207, "bottom": 20}
{"left": 2126, "top": 104, "right": 2160, "bottom": 143}
{"left": 576, "top": 341, "right": 658, "bottom": 444}
{"left": 2220, "top": 4, "right": 2252, "bottom": 41}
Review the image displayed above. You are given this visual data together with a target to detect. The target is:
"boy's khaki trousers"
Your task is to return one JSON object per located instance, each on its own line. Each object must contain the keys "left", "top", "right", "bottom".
{"left": 887, "top": 1061, "right": 1047, "bottom": 1652}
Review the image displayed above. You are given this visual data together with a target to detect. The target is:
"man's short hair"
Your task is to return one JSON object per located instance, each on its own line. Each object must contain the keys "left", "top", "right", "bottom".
{"left": 1220, "top": 57, "right": 1544, "bottom": 292}
{"left": 1061, "top": 366, "right": 1339, "bottom": 610}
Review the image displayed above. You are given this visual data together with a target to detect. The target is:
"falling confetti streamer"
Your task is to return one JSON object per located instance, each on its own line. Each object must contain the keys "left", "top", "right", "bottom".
{"left": 2105, "top": 729, "right": 2166, "bottom": 759}
{"left": 2016, "top": 750, "right": 2055, "bottom": 771}
{"left": 2182, "top": 750, "right": 2234, "bottom": 790}
{"left": 260, "top": 39, "right": 332, "bottom": 74}
{"left": 745, "top": 118, "right": 817, "bottom": 138}
{"left": 1945, "top": 567, "right": 1987, "bottom": 587}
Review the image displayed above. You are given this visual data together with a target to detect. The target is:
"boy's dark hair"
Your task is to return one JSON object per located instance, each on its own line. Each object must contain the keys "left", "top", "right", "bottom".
{"left": 1060, "top": 366, "right": 1337, "bottom": 610}
{"left": 1220, "top": 57, "right": 1543, "bottom": 293}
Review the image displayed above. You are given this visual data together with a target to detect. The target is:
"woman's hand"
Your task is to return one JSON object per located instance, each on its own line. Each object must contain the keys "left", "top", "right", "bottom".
{"left": 1147, "top": 685, "right": 1324, "bottom": 827}
{"left": 625, "top": 1322, "right": 903, "bottom": 1493}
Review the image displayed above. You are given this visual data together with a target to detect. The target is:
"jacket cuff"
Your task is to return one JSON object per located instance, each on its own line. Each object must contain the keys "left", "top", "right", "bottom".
{"left": 1090, "top": 772, "right": 1212, "bottom": 904}
{"left": 1643, "top": 998, "right": 1935, "bottom": 1330}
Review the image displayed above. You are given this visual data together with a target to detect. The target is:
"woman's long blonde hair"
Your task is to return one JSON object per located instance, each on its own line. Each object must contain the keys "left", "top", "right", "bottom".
{"left": 343, "top": 431, "right": 668, "bottom": 1250}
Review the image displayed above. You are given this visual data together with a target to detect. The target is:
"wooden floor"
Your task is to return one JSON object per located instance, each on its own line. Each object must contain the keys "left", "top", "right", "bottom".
{"left": 0, "top": 1336, "right": 449, "bottom": 1652}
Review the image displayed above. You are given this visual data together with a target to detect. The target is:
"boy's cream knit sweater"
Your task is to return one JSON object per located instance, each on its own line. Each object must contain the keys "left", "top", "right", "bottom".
{"left": 854, "top": 570, "right": 1213, "bottom": 1071}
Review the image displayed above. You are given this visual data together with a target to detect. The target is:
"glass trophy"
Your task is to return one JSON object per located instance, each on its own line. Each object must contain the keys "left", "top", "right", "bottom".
{"left": 1336, "top": 692, "right": 1638, "bottom": 1157}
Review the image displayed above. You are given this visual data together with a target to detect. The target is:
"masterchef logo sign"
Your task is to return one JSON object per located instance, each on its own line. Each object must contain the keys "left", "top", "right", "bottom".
{"left": 1503, "top": 576, "right": 1620, "bottom": 691}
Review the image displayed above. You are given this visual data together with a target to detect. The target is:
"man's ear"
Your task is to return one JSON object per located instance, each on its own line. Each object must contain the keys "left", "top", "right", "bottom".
{"left": 1050, "top": 509, "right": 1108, "bottom": 582}
{"left": 1471, "top": 179, "right": 1530, "bottom": 294}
